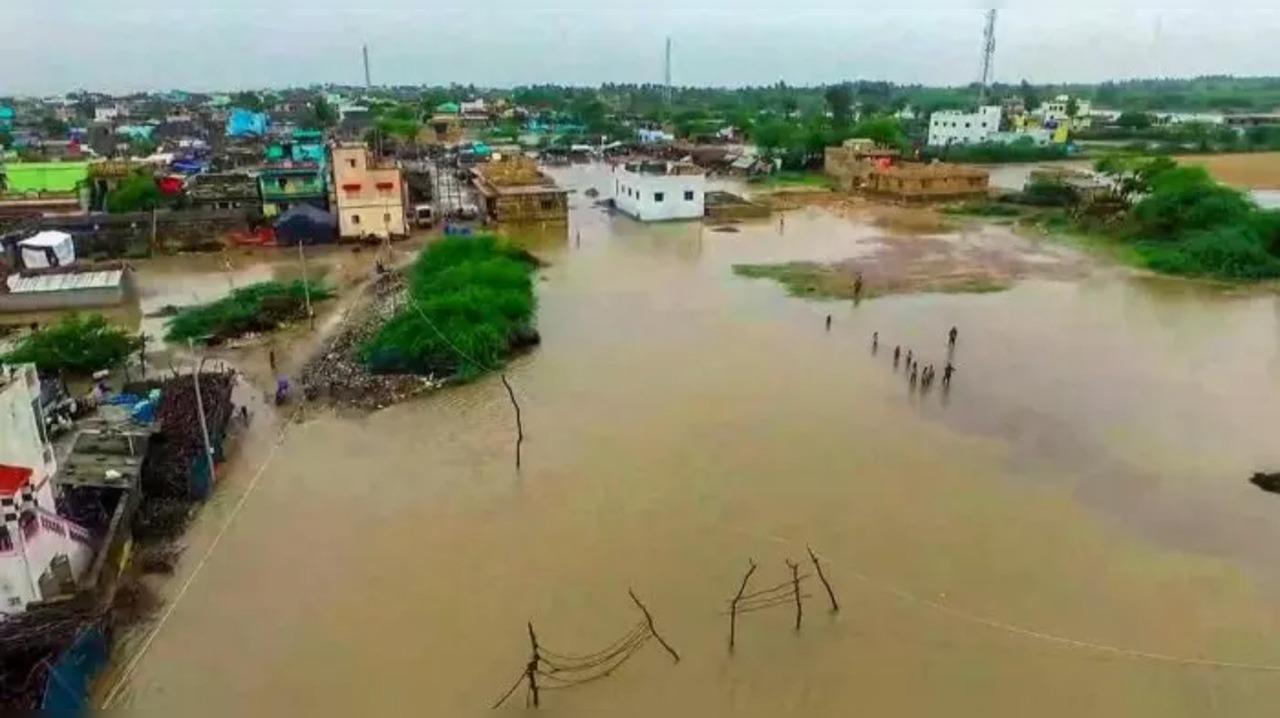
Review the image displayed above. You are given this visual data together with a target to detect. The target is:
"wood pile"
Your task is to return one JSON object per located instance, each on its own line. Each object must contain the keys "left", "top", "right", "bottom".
{"left": 139, "top": 372, "right": 234, "bottom": 498}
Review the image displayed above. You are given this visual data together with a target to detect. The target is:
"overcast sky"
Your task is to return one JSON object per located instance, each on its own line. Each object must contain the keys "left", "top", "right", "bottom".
{"left": 4, "top": 1, "right": 1279, "bottom": 95}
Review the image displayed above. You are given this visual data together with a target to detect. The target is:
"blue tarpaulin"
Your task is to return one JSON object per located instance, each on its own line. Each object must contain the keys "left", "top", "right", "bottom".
{"left": 226, "top": 108, "right": 268, "bottom": 137}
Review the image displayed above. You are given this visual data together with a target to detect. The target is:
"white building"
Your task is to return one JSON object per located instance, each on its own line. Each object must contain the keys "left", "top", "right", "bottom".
{"left": 0, "top": 364, "right": 93, "bottom": 615}
{"left": 1038, "top": 95, "right": 1094, "bottom": 129}
{"left": 927, "top": 106, "right": 1003, "bottom": 146}
{"left": 93, "top": 105, "right": 123, "bottom": 124}
{"left": 612, "top": 161, "right": 707, "bottom": 222}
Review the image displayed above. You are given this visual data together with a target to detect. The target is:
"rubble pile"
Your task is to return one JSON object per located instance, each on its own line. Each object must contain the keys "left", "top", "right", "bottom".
{"left": 299, "top": 274, "right": 444, "bottom": 411}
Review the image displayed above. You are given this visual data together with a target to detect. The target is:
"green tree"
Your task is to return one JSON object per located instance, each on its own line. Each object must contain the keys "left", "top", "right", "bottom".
{"left": 3, "top": 314, "right": 142, "bottom": 376}
{"left": 1115, "top": 111, "right": 1153, "bottom": 130}
{"left": 307, "top": 96, "right": 338, "bottom": 130}
{"left": 824, "top": 83, "right": 854, "bottom": 131}
{"left": 232, "top": 91, "right": 265, "bottom": 112}
{"left": 0, "top": 129, "right": 12, "bottom": 149}
{"left": 106, "top": 173, "right": 163, "bottom": 213}
{"left": 1131, "top": 166, "right": 1254, "bottom": 240}
{"left": 40, "top": 116, "right": 69, "bottom": 138}
{"left": 1094, "top": 155, "right": 1176, "bottom": 205}
{"left": 1066, "top": 96, "right": 1080, "bottom": 119}
{"left": 1020, "top": 80, "right": 1040, "bottom": 113}
{"left": 848, "top": 116, "right": 907, "bottom": 149}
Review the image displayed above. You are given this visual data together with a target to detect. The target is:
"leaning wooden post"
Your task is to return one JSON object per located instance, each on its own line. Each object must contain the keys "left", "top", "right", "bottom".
{"left": 501, "top": 374, "right": 524, "bottom": 471}
{"left": 786, "top": 559, "right": 802, "bottom": 632}
{"left": 629, "top": 589, "right": 680, "bottom": 663}
{"left": 526, "top": 622, "right": 541, "bottom": 708}
{"left": 806, "top": 545, "right": 840, "bottom": 614}
{"left": 729, "top": 560, "right": 757, "bottom": 653}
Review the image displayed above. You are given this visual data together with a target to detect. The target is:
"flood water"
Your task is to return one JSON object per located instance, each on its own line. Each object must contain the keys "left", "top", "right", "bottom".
{"left": 110, "top": 166, "right": 1280, "bottom": 716}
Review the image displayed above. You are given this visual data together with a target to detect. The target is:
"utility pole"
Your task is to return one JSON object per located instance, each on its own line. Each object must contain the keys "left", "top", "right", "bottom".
{"left": 978, "top": 9, "right": 998, "bottom": 105}
{"left": 297, "top": 239, "right": 314, "bottom": 329}
{"left": 187, "top": 339, "right": 217, "bottom": 494}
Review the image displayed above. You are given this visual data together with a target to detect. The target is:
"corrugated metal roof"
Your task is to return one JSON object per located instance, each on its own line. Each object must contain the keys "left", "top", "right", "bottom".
{"left": 7, "top": 270, "right": 124, "bottom": 294}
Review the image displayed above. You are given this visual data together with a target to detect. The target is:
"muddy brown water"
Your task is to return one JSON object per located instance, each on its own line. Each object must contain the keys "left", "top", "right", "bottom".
{"left": 107, "top": 166, "right": 1280, "bottom": 715}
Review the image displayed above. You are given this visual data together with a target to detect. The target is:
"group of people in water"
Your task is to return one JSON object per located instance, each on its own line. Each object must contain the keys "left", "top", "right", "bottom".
{"left": 884, "top": 326, "right": 957, "bottom": 393}
{"left": 829, "top": 316, "right": 958, "bottom": 394}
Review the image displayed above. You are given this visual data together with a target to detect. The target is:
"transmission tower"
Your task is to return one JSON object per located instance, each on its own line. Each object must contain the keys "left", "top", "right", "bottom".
{"left": 978, "top": 9, "right": 997, "bottom": 104}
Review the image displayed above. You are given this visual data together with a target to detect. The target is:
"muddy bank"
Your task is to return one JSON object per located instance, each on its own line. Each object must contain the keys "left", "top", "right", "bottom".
{"left": 735, "top": 224, "right": 1091, "bottom": 300}
{"left": 297, "top": 273, "right": 445, "bottom": 411}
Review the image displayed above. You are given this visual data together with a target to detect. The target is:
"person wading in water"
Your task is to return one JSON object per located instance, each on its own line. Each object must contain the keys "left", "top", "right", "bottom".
{"left": 872, "top": 332, "right": 879, "bottom": 352}
{"left": 949, "top": 326, "right": 958, "bottom": 347}
{"left": 825, "top": 315, "right": 832, "bottom": 332}
{"left": 853, "top": 273, "right": 864, "bottom": 301}
{"left": 943, "top": 361, "right": 957, "bottom": 387}
{"left": 893, "top": 346, "right": 901, "bottom": 368}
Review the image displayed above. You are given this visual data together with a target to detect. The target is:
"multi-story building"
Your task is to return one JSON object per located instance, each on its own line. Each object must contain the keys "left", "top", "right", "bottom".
{"left": 1037, "top": 95, "right": 1094, "bottom": 129}
{"left": 330, "top": 143, "right": 408, "bottom": 239}
{"left": 260, "top": 130, "right": 329, "bottom": 218}
{"left": 0, "top": 364, "right": 93, "bottom": 615}
{"left": 612, "top": 161, "right": 706, "bottom": 222}
{"left": 927, "top": 106, "right": 1003, "bottom": 146}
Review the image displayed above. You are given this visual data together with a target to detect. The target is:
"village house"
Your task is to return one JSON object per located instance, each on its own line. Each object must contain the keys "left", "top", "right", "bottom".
{"left": 0, "top": 364, "right": 95, "bottom": 615}
{"left": 187, "top": 171, "right": 261, "bottom": 211}
{"left": 864, "top": 162, "right": 990, "bottom": 203}
{"left": 330, "top": 143, "right": 408, "bottom": 240}
{"left": 823, "top": 138, "right": 902, "bottom": 189}
{"left": 471, "top": 158, "right": 568, "bottom": 225}
{"left": 612, "top": 160, "right": 706, "bottom": 222}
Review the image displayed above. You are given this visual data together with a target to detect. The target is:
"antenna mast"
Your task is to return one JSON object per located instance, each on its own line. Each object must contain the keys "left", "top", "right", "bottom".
{"left": 363, "top": 44, "right": 372, "bottom": 88}
{"left": 978, "top": 9, "right": 997, "bottom": 104}
{"left": 664, "top": 37, "right": 673, "bottom": 106}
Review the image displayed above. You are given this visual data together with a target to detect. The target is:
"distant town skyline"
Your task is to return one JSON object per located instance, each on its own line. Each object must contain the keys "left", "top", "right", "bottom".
{"left": 4, "top": 2, "right": 1279, "bottom": 96}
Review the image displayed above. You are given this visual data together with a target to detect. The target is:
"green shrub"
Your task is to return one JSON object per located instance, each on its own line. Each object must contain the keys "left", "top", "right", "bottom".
{"left": 3, "top": 313, "right": 141, "bottom": 375}
{"left": 1129, "top": 166, "right": 1255, "bottom": 240}
{"left": 361, "top": 236, "right": 538, "bottom": 378}
{"left": 1136, "top": 228, "right": 1280, "bottom": 280}
{"left": 165, "top": 280, "right": 333, "bottom": 344}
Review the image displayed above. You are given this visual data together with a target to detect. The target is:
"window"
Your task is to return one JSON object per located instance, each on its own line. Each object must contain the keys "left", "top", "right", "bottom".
{"left": 352, "top": 214, "right": 361, "bottom": 225}
{"left": 347, "top": 158, "right": 357, "bottom": 168}
{"left": 276, "top": 177, "right": 288, "bottom": 190}
{"left": 654, "top": 192, "right": 664, "bottom": 202}
{"left": 383, "top": 213, "right": 391, "bottom": 222}
{"left": 683, "top": 190, "right": 695, "bottom": 201}
{"left": 540, "top": 199, "right": 555, "bottom": 211}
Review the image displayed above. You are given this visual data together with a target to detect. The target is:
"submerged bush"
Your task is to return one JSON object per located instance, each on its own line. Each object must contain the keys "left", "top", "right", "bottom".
{"left": 165, "top": 280, "right": 333, "bottom": 344}
{"left": 361, "top": 235, "right": 538, "bottom": 378}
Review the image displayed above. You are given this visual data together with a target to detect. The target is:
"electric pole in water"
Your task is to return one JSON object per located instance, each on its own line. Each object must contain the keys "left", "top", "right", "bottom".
{"left": 978, "top": 9, "right": 998, "bottom": 105}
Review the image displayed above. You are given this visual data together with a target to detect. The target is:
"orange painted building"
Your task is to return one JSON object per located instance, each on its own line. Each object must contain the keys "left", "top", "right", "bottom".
{"left": 330, "top": 143, "right": 408, "bottom": 240}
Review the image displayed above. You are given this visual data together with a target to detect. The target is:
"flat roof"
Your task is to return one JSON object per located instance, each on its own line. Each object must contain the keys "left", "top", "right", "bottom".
{"left": 6, "top": 270, "right": 125, "bottom": 294}
{"left": 56, "top": 429, "right": 150, "bottom": 490}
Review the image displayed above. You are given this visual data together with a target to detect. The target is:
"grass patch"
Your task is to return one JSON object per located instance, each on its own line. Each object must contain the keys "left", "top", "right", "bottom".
{"left": 733, "top": 262, "right": 1013, "bottom": 300}
{"left": 360, "top": 235, "right": 539, "bottom": 379}
{"left": 754, "top": 171, "right": 837, "bottom": 190}
{"left": 165, "top": 280, "right": 334, "bottom": 344}
{"left": 940, "top": 200, "right": 1025, "bottom": 218}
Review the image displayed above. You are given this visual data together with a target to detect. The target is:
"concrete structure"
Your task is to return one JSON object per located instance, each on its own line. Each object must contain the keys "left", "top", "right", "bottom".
{"left": 864, "top": 163, "right": 990, "bottom": 203}
{"left": 824, "top": 138, "right": 902, "bottom": 189}
{"left": 0, "top": 364, "right": 94, "bottom": 615}
{"left": 330, "top": 144, "right": 408, "bottom": 240}
{"left": 927, "top": 106, "right": 1003, "bottom": 146}
{"left": 1, "top": 267, "right": 131, "bottom": 314}
{"left": 472, "top": 158, "right": 569, "bottom": 225}
{"left": 612, "top": 161, "right": 706, "bottom": 222}
{"left": 93, "top": 105, "right": 122, "bottom": 124}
